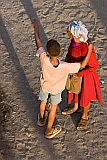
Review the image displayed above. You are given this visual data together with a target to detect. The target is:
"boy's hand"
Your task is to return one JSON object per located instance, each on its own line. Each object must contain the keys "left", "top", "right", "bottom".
{"left": 31, "top": 19, "right": 39, "bottom": 34}
{"left": 31, "top": 19, "right": 42, "bottom": 49}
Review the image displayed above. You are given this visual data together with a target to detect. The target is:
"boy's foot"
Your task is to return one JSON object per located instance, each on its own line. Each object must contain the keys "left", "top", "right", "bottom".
{"left": 62, "top": 107, "right": 77, "bottom": 115}
{"left": 77, "top": 118, "right": 89, "bottom": 130}
{"left": 45, "top": 125, "right": 62, "bottom": 139}
{"left": 37, "top": 111, "right": 48, "bottom": 127}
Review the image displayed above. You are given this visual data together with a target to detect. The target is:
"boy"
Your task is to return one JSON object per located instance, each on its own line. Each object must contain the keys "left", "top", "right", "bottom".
{"left": 32, "top": 19, "right": 91, "bottom": 138}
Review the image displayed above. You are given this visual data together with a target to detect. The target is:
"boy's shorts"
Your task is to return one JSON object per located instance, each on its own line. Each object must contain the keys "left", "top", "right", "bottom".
{"left": 39, "top": 88, "right": 61, "bottom": 105}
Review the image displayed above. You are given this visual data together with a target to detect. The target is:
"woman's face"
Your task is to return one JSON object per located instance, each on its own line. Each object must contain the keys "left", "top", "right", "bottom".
{"left": 67, "top": 28, "right": 73, "bottom": 38}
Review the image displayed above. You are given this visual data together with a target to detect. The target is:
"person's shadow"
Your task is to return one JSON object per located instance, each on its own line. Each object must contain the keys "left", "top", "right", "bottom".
{"left": 20, "top": 0, "right": 48, "bottom": 48}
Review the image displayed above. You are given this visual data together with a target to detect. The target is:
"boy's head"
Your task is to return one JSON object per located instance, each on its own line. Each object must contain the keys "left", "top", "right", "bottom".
{"left": 68, "top": 21, "right": 88, "bottom": 42}
{"left": 46, "top": 39, "right": 61, "bottom": 57}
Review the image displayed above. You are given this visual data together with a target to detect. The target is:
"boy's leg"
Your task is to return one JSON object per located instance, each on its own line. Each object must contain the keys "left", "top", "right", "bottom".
{"left": 38, "top": 100, "right": 47, "bottom": 126}
{"left": 38, "top": 88, "right": 48, "bottom": 126}
{"left": 45, "top": 104, "right": 57, "bottom": 135}
{"left": 45, "top": 93, "right": 62, "bottom": 138}
{"left": 39, "top": 100, "right": 47, "bottom": 118}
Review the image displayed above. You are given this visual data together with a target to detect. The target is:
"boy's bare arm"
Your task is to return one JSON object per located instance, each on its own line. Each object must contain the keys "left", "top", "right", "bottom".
{"left": 31, "top": 19, "right": 42, "bottom": 49}
{"left": 80, "top": 43, "right": 93, "bottom": 68}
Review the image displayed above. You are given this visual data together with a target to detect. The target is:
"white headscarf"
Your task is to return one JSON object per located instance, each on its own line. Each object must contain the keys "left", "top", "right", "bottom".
{"left": 68, "top": 21, "right": 88, "bottom": 42}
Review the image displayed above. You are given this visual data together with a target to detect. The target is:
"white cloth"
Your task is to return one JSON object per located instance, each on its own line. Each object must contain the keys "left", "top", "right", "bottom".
{"left": 68, "top": 21, "right": 88, "bottom": 42}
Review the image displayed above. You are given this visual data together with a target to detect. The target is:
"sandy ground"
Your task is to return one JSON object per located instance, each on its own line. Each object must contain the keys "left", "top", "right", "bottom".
{"left": 0, "top": 0, "right": 107, "bottom": 160}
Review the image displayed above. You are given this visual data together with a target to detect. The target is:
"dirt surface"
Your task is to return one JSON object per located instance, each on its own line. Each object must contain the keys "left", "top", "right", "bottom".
{"left": 0, "top": 0, "right": 107, "bottom": 160}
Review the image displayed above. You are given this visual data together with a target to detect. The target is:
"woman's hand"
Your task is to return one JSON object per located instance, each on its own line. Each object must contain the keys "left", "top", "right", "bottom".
{"left": 73, "top": 73, "right": 78, "bottom": 77}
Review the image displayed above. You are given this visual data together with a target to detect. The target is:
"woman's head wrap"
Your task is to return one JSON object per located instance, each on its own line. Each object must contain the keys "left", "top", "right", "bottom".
{"left": 68, "top": 21, "right": 88, "bottom": 42}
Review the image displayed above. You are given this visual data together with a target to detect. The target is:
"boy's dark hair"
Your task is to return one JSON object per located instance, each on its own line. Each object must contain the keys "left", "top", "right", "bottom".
{"left": 46, "top": 39, "right": 61, "bottom": 57}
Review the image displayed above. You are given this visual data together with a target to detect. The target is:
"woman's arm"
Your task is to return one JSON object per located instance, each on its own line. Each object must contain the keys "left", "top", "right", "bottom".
{"left": 80, "top": 43, "right": 93, "bottom": 68}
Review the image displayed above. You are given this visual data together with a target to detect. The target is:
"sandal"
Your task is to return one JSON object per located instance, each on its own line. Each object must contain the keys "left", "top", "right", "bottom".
{"left": 45, "top": 125, "right": 62, "bottom": 139}
{"left": 77, "top": 118, "right": 89, "bottom": 130}
{"left": 37, "top": 111, "right": 48, "bottom": 127}
{"left": 62, "top": 107, "right": 76, "bottom": 115}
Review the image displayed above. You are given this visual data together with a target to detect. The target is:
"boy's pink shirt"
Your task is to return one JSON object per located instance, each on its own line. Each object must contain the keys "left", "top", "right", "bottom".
{"left": 36, "top": 47, "right": 80, "bottom": 94}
